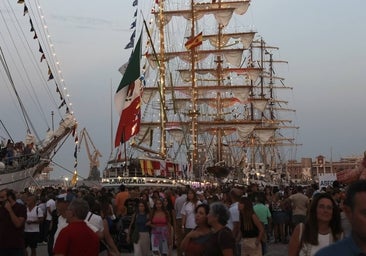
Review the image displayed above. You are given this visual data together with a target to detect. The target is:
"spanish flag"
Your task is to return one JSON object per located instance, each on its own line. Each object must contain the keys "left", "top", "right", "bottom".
{"left": 185, "top": 32, "right": 203, "bottom": 50}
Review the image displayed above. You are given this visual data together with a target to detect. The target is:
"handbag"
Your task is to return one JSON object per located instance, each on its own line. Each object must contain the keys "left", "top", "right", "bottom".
{"left": 131, "top": 226, "right": 139, "bottom": 243}
{"left": 129, "top": 214, "right": 139, "bottom": 244}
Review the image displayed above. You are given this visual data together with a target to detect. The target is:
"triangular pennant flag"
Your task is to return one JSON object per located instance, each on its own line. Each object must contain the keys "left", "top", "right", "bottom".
{"left": 33, "top": 32, "right": 38, "bottom": 39}
{"left": 29, "top": 19, "right": 34, "bottom": 32}
{"left": 48, "top": 72, "right": 54, "bottom": 81}
{"left": 72, "top": 123, "right": 76, "bottom": 137}
{"left": 40, "top": 53, "right": 46, "bottom": 62}
{"left": 114, "top": 33, "right": 142, "bottom": 147}
{"left": 133, "top": 0, "right": 138, "bottom": 6}
{"left": 130, "top": 20, "right": 136, "bottom": 29}
{"left": 17, "top": 0, "right": 24, "bottom": 4}
{"left": 130, "top": 30, "right": 136, "bottom": 41}
{"left": 58, "top": 100, "right": 66, "bottom": 109}
{"left": 23, "top": 5, "right": 28, "bottom": 16}
{"left": 74, "top": 145, "right": 77, "bottom": 158}
{"left": 125, "top": 40, "right": 134, "bottom": 49}
{"left": 39, "top": 44, "right": 43, "bottom": 53}
{"left": 134, "top": 9, "right": 137, "bottom": 17}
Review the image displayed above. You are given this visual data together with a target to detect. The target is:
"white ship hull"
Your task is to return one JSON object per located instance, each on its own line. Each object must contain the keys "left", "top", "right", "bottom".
{"left": 0, "top": 165, "right": 37, "bottom": 192}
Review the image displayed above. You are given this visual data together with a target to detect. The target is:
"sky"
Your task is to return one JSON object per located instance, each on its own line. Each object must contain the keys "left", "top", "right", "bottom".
{"left": 1, "top": 0, "right": 366, "bottom": 180}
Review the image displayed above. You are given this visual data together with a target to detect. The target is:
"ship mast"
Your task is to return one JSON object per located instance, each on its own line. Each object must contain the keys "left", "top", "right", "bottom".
{"left": 158, "top": 0, "right": 167, "bottom": 158}
{"left": 188, "top": 0, "right": 199, "bottom": 176}
{"left": 214, "top": 0, "right": 225, "bottom": 168}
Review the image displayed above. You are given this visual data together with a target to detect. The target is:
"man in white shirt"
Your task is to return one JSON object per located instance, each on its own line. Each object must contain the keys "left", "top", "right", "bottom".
{"left": 44, "top": 192, "right": 56, "bottom": 243}
{"left": 53, "top": 193, "right": 103, "bottom": 251}
{"left": 25, "top": 194, "right": 44, "bottom": 256}
{"left": 83, "top": 194, "right": 104, "bottom": 233}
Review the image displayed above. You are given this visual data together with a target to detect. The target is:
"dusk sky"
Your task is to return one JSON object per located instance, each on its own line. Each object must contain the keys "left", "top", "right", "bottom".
{"left": 1, "top": 0, "right": 365, "bottom": 180}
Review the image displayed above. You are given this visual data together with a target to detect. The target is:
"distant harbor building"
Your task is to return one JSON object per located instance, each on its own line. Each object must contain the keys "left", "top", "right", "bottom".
{"left": 286, "top": 155, "right": 360, "bottom": 184}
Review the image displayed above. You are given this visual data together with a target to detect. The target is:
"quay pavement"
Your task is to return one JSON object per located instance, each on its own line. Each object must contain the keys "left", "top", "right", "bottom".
{"left": 36, "top": 241, "right": 288, "bottom": 255}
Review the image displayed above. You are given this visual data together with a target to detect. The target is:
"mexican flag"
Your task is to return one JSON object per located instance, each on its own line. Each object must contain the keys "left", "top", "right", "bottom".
{"left": 114, "top": 34, "right": 142, "bottom": 147}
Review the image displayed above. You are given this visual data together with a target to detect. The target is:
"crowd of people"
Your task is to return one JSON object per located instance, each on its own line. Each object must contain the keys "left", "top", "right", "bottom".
{"left": 0, "top": 139, "right": 36, "bottom": 168}
{"left": 0, "top": 179, "right": 366, "bottom": 256}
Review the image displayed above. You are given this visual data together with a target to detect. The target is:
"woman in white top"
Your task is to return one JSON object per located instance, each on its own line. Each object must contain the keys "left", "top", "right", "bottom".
{"left": 181, "top": 188, "right": 201, "bottom": 234}
{"left": 288, "top": 193, "right": 343, "bottom": 256}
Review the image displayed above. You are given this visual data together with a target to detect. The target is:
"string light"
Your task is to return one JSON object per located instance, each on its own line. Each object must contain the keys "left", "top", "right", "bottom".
{"left": 33, "top": 0, "right": 74, "bottom": 114}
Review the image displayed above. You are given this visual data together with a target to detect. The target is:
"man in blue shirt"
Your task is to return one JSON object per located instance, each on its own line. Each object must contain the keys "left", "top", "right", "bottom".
{"left": 315, "top": 179, "right": 366, "bottom": 256}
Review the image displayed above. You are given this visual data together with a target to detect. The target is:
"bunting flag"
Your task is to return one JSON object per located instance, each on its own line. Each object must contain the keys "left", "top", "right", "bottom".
{"left": 125, "top": 30, "right": 136, "bottom": 49}
{"left": 58, "top": 99, "right": 66, "bottom": 109}
{"left": 114, "top": 33, "right": 142, "bottom": 147}
{"left": 47, "top": 65, "right": 54, "bottom": 80}
{"left": 185, "top": 32, "right": 203, "bottom": 50}
{"left": 19, "top": 0, "right": 68, "bottom": 113}
{"left": 39, "top": 43, "right": 43, "bottom": 53}
{"left": 134, "top": 10, "right": 137, "bottom": 17}
{"left": 133, "top": 0, "right": 138, "bottom": 7}
{"left": 73, "top": 145, "right": 78, "bottom": 158}
{"left": 23, "top": 5, "right": 28, "bottom": 16}
{"left": 125, "top": 40, "right": 134, "bottom": 49}
{"left": 130, "top": 20, "right": 136, "bottom": 29}
{"left": 130, "top": 30, "right": 136, "bottom": 41}
{"left": 29, "top": 19, "right": 34, "bottom": 32}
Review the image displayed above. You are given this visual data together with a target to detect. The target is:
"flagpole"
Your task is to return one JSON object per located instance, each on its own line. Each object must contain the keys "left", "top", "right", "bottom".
{"left": 123, "top": 128, "right": 128, "bottom": 175}
{"left": 110, "top": 81, "right": 113, "bottom": 155}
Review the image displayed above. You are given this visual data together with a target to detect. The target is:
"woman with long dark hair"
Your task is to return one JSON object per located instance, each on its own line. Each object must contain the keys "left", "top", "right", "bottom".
{"left": 163, "top": 196, "right": 176, "bottom": 256}
{"left": 288, "top": 193, "right": 343, "bottom": 256}
{"left": 239, "top": 196, "right": 265, "bottom": 256}
{"left": 99, "top": 198, "right": 120, "bottom": 256}
{"left": 127, "top": 200, "right": 151, "bottom": 256}
{"left": 148, "top": 198, "right": 172, "bottom": 256}
{"left": 181, "top": 188, "right": 201, "bottom": 234}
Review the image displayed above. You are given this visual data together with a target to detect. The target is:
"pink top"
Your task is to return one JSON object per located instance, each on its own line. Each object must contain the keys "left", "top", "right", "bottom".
{"left": 152, "top": 215, "right": 168, "bottom": 227}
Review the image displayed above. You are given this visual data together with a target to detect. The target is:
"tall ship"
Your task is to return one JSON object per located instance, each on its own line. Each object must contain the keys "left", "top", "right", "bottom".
{"left": 0, "top": 1, "right": 77, "bottom": 191}
{"left": 103, "top": 0, "right": 299, "bottom": 187}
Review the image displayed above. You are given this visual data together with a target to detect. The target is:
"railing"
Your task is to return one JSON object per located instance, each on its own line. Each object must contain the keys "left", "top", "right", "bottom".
{"left": 0, "top": 153, "right": 41, "bottom": 174}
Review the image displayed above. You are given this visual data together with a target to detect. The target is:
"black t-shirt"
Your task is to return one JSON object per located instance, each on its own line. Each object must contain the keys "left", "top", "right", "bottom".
{"left": 203, "top": 227, "right": 235, "bottom": 256}
{"left": 0, "top": 202, "right": 27, "bottom": 249}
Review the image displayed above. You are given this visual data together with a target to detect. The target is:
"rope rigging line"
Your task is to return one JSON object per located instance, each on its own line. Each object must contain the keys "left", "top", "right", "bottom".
{"left": 4, "top": 0, "right": 52, "bottom": 121}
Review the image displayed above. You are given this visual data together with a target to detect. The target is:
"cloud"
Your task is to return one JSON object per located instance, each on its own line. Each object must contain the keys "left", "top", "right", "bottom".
{"left": 50, "top": 14, "right": 125, "bottom": 31}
